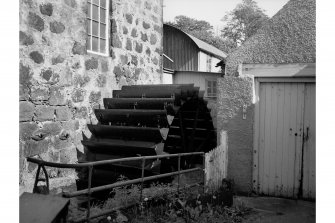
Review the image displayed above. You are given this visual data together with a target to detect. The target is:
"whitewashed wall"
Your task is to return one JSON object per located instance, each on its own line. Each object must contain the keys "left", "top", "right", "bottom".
{"left": 162, "top": 72, "right": 173, "bottom": 84}
{"left": 198, "top": 51, "right": 222, "bottom": 73}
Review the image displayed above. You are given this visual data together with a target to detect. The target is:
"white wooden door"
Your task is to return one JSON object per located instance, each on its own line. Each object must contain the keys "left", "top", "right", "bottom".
{"left": 254, "top": 80, "right": 315, "bottom": 199}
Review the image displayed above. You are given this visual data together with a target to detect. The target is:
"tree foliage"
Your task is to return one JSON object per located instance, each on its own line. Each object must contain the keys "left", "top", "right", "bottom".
{"left": 166, "top": 15, "right": 213, "bottom": 34}
{"left": 166, "top": 16, "right": 236, "bottom": 54}
{"left": 221, "top": 0, "right": 269, "bottom": 45}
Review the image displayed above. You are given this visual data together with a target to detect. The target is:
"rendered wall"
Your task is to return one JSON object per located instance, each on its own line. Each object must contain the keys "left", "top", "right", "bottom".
{"left": 217, "top": 75, "right": 254, "bottom": 194}
{"left": 19, "top": 0, "right": 163, "bottom": 193}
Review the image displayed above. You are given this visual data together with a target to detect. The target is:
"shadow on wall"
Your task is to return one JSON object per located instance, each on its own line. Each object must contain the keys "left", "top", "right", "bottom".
{"left": 216, "top": 75, "right": 255, "bottom": 195}
{"left": 221, "top": 105, "right": 254, "bottom": 194}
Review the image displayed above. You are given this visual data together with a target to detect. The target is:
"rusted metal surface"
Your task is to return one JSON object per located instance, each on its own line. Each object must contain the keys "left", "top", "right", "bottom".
{"left": 103, "top": 98, "right": 175, "bottom": 110}
{"left": 85, "top": 84, "right": 216, "bottom": 187}
{"left": 112, "top": 88, "right": 181, "bottom": 99}
{"left": 33, "top": 165, "right": 50, "bottom": 194}
{"left": 87, "top": 124, "right": 163, "bottom": 142}
{"left": 27, "top": 152, "right": 204, "bottom": 168}
{"left": 26, "top": 83, "right": 220, "bottom": 222}
{"left": 165, "top": 103, "right": 216, "bottom": 155}
{"left": 94, "top": 109, "right": 169, "bottom": 127}
{"left": 20, "top": 192, "right": 69, "bottom": 223}
{"left": 81, "top": 139, "right": 157, "bottom": 156}
{"left": 121, "top": 84, "right": 199, "bottom": 98}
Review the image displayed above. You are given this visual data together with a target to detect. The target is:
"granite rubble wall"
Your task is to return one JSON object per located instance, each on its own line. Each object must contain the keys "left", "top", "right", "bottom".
{"left": 19, "top": 0, "right": 163, "bottom": 192}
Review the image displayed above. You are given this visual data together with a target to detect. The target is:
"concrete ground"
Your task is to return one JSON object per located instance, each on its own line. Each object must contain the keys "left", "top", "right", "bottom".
{"left": 234, "top": 196, "right": 315, "bottom": 223}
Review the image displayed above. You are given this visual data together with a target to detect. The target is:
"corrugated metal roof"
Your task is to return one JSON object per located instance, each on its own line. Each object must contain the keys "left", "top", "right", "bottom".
{"left": 164, "top": 24, "right": 227, "bottom": 59}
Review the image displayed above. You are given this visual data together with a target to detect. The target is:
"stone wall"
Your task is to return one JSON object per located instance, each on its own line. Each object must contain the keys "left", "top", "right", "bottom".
{"left": 19, "top": 0, "right": 163, "bottom": 192}
{"left": 217, "top": 75, "right": 254, "bottom": 194}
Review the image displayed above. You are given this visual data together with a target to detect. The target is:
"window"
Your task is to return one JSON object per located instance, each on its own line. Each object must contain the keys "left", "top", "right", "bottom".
{"left": 206, "top": 79, "right": 217, "bottom": 98}
{"left": 87, "top": 0, "right": 109, "bottom": 56}
{"left": 206, "top": 55, "right": 212, "bottom": 72}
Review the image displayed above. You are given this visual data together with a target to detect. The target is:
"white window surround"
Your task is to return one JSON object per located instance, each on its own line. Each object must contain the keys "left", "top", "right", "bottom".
{"left": 206, "top": 79, "right": 217, "bottom": 98}
{"left": 206, "top": 54, "right": 212, "bottom": 72}
{"left": 87, "top": 0, "right": 109, "bottom": 56}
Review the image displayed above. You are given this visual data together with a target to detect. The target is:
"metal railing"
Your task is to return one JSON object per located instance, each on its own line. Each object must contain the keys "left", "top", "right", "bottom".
{"left": 27, "top": 152, "right": 205, "bottom": 223}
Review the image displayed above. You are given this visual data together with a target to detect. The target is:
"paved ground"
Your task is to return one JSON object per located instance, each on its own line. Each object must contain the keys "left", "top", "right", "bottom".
{"left": 234, "top": 196, "right": 315, "bottom": 223}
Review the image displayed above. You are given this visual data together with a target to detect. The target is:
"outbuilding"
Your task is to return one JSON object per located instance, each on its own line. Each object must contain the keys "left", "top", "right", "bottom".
{"left": 217, "top": 0, "right": 315, "bottom": 200}
{"left": 163, "top": 23, "right": 226, "bottom": 99}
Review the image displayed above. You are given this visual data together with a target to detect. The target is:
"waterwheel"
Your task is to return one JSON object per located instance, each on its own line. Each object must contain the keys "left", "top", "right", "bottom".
{"left": 81, "top": 84, "right": 216, "bottom": 188}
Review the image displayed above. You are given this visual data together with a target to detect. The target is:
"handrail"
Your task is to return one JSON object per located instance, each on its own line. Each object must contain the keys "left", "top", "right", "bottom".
{"left": 27, "top": 152, "right": 204, "bottom": 168}
{"left": 27, "top": 152, "right": 205, "bottom": 223}
{"left": 63, "top": 167, "right": 201, "bottom": 198}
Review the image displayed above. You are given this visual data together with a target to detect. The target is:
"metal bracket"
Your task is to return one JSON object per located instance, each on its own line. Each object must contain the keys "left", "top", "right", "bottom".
{"left": 243, "top": 104, "right": 247, "bottom": 119}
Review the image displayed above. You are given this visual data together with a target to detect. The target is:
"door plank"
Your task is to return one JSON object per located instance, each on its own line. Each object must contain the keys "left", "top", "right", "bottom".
{"left": 286, "top": 83, "right": 298, "bottom": 197}
{"left": 282, "top": 82, "right": 291, "bottom": 197}
{"left": 268, "top": 83, "right": 278, "bottom": 195}
{"left": 258, "top": 83, "right": 266, "bottom": 194}
{"left": 275, "top": 83, "right": 285, "bottom": 196}
{"left": 263, "top": 83, "right": 272, "bottom": 195}
{"left": 293, "top": 83, "right": 305, "bottom": 198}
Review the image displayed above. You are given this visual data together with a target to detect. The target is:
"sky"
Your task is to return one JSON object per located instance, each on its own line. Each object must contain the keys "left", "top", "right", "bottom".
{"left": 163, "top": 0, "right": 290, "bottom": 34}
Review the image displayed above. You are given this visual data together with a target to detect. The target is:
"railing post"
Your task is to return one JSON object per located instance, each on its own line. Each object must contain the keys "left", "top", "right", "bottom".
{"left": 33, "top": 165, "right": 41, "bottom": 193}
{"left": 177, "top": 154, "right": 181, "bottom": 195}
{"left": 202, "top": 153, "right": 206, "bottom": 194}
{"left": 87, "top": 165, "right": 93, "bottom": 223}
{"left": 139, "top": 157, "right": 145, "bottom": 203}
{"left": 41, "top": 165, "right": 50, "bottom": 194}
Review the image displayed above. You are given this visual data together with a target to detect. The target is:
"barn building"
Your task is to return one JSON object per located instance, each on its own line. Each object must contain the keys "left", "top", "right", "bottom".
{"left": 163, "top": 24, "right": 226, "bottom": 96}
{"left": 163, "top": 24, "right": 227, "bottom": 128}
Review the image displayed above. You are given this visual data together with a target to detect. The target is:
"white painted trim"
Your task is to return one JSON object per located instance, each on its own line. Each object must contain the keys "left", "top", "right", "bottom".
{"left": 87, "top": 50, "right": 109, "bottom": 57}
{"left": 242, "top": 63, "right": 315, "bottom": 77}
{"left": 253, "top": 79, "right": 260, "bottom": 194}
{"left": 87, "top": 0, "right": 110, "bottom": 56}
{"left": 257, "top": 77, "right": 316, "bottom": 83}
{"left": 198, "top": 52, "right": 200, "bottom": 71}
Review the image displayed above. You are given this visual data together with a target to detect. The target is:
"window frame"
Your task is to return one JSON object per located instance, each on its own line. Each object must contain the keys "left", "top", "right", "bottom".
{"left": 206, "top": 54, "right": 212, "bottom": 72}
{"left": 87, "top": 0, "right": 110, "bottom": 56}
{"left": 206, "top": 79, "right": 217, "bottom": 98}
